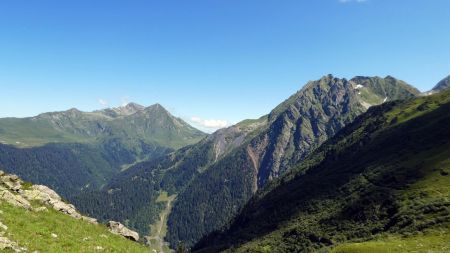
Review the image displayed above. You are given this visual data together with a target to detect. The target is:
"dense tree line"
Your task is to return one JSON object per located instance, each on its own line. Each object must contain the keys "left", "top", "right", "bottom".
{"left": 72, "top": 141, "right": 216, "bottom": 237}
{"left": 193, "top": 92, "right": 450, "bottom": 252}
{"left": 0, "top": 141, "right": 170, "bottom": 200}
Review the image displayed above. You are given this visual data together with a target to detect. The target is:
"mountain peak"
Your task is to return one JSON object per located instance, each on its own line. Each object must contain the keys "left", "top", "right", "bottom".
{"left": 123, "top": 102, "right": 145, "bottom": 111}
{"left": 432, "top": 75, "right": 450, "bottom": 92}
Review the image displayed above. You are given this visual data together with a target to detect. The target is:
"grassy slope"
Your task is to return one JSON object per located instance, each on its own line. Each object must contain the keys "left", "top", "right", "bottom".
{"left": 0, "top": 118, "right": 93, "bottom": 147}
{"left": 0, "top": 105, "right": 205, "bottom": 149}
{"left": 194, "top": 89, "right": 450, "bottom": 252}
{"left": 0, "top": 202, "right": 150, "bottom": 253}
{"left": 169, "top": 75, "right": 421, "bottom": 249}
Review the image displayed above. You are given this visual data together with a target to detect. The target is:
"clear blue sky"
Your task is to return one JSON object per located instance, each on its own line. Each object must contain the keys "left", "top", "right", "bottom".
{"left": 1, "top": 0, "right": 449, "bottom": 132}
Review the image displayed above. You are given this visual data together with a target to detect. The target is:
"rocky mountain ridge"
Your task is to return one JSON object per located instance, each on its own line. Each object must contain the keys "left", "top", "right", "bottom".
{"left": 432, "top": 75, "right": 450, "bottom": 92}
{"left": 73, "top": 75, "right": 422, "bottom": 248}
{"left": 193, "top": 82, "right": 450, "bottom": 253}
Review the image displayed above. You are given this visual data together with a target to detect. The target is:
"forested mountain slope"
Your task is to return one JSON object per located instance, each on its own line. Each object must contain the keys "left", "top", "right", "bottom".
{"left": 193, "top": 88, "right": 450, "bottom": 253}
{"left": 73, "top": 117, "right": 267, "bottom": 237}
{"left": 73, "top": 75, "right": 420, "bottom": 249}
{"left": 166, "top": 75, "right": 420, "bottom": 247}
{"left": 0, "top": 103, "right": 205, "bottom": 199}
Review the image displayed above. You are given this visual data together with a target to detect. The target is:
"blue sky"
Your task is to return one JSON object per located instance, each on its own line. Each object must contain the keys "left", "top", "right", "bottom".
{"left": 0, "top": 0, "right": 449, "bottom": 132}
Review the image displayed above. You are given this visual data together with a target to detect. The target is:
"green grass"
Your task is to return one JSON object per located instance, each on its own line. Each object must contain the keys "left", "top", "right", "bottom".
{"left": 0, "top": 118, "right": 93, "bottom": 147}
{"left": 331, "top": 231, "right": 450, "bottom": 253}
{"left": 194, "top": 89, "right": 450, "bottom": 253}
{"left": 0, "top": 202, "right": 151, "bottom": 253}
{"left": 358, "top": 87, "right": 384, "bottom": 105}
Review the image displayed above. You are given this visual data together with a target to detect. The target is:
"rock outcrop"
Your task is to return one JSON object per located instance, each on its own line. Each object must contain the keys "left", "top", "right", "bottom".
{"left": 22, "top": 185, "right": 83, "bottom": 219}
{"left": 106, "top": 221, "right": 139, "bottom": 241}
{"left": 0, "top": 170, "right": 97, "bottom": 224}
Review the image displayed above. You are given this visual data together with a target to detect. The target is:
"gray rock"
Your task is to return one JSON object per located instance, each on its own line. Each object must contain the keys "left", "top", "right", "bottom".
{"left": 1, "top": 174, "right": 22, "bottom": 192}
{"left": 106, "top": 221, "right": 139, "bottom": 241}
{"left": 0, "top": 236, "right": 26, "bottom": 252}
{"left": 82, "top": 216, "right": 98, "bottom": 224}
{"left": 0, "top": 190, "right": 31, "bottom": 210}
{"left": 22, "top": 185, "right": 82, "bottom": 219}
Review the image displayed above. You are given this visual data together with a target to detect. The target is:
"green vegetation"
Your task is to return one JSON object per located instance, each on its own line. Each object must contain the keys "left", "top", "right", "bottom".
{"left": 166, "top": 75, "right": 420, "bottom": 248}
{"left": 71, "top": 75, "right": 421, "bottom": 250}
{"left": 0, "top": 103, "right": 205, "bottom": 206}
{"left": 72, "top": 140, "right": 217, "bottom": 239}
{"left": 0, "top": 104, "right": 205, "bottom": 149}
{"left": 331, "top": 231, "right": 450, "bottom": 253}
{"left": 147, "top": 191, "right": 176, "bottom": 253}
{"left": 193, "top": 89, "right": 450, "bottom": 252}
{"left": 0, "top": 202, "right": 151, "bottom": 252}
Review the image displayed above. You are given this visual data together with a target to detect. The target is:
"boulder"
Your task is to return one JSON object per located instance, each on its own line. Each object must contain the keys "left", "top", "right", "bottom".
{"left": 22, "top": 185, "right": 82, "bottom": 219}
{"left": 22, "top": 185, "right": 61, "bottom": 203}
{"left": 50, "top": 200, "right": 81, "bottom": 219}
{"left": 106, "top": 221, "right": 139, "bottom": 241}
{"left": 0, "top": 174, "right": 22, "bottom": 192}
{"left": 82, "top": 216, "right": 98, "bottom": 224}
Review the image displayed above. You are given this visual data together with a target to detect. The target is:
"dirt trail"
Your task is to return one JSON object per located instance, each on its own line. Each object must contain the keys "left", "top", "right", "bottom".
{"left": 148, "top": 194, "right": 176, "bottom": 253}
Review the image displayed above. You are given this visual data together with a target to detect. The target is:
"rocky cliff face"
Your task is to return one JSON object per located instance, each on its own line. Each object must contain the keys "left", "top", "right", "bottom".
{"left": 72, "top": 75, "right": 421, "bottom": 248}
{"left": 193, "top": 88, "right": 450, "bottom": 253}
{"left": 248, "top": 75, "right": 419, "bottom": 187}
{"left": 166, "top": 75, "right": 420, "bottom": 247}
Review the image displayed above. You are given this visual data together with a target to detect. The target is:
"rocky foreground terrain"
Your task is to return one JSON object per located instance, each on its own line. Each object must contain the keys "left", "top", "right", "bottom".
{"left": 0, "top": 170, "right": 143, "bottom": 252}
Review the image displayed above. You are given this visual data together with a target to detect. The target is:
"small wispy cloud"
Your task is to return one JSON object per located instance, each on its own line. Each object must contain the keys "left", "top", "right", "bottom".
{"left": 339, "top": 0, "right": 368, "bottom": 3}
{"left": 189, "top": 116, "right": 229, "bottom": 132}
{"left": 98, "top": 98, "right": 109, "bottom": 108}
{"left": 120, "top": 96, "right": 130, "bottom": 107}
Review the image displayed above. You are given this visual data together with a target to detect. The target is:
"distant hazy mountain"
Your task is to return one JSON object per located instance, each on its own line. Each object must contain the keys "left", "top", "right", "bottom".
{"left": 194, "top": 88, "right": 450, "bottom": 253}
{"left": 0, "top": 102, "right": 204, "bottom": 149}
{"left": 74, "top": 75, "right": 420, "bottom": 248}
{"left": 0, "top": 103, "right": 205, "bottom": 198}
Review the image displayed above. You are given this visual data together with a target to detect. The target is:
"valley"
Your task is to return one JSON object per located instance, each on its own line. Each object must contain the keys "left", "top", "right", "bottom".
{"left": 0, "top": 75, "right": 449, "bottom": 252}
{"left": 2, "top": 1, "right": 449, "bottom": 252}
{"left": 147, "top": 192, "right": 176, "bottom": 253}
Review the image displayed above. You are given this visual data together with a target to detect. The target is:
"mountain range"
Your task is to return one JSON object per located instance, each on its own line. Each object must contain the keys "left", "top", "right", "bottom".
{"left": 193, "top": 86, "right": 450, "bottom": 253}
{"left": 0, "top": 103, "right": 205, "bottom": 198}
{"left": 0, "top": 74, "right": 449, "bottom": 253}
{"left": 71, "top": 75, "right": 422, "bottom": 247}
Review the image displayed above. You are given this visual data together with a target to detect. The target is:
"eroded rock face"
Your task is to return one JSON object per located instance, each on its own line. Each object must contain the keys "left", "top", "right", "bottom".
{"left": 106, "top": 221, "right": 139, "bottom": 241}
